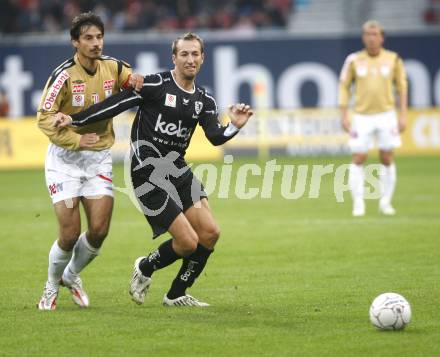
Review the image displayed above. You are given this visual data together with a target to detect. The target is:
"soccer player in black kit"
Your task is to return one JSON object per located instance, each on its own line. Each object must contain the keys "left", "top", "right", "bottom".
{"left": 54, "top": 33, "right": 253, "bottom": 307}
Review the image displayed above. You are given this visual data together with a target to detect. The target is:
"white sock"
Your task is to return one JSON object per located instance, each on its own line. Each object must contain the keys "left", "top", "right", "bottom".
{"left": 380, "top": 163, "right": 396, "bottom": 204}
{"left": 64, "top": 232, "right": 100, "bottom": 278}
{"left": 349, "top": 163, "right": 364, "bottom": 203}
{"left": 48, "top": 240, "right": 72, "bottom": 285}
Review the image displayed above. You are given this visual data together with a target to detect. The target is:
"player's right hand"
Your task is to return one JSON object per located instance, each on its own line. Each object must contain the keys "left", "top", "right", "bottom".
{"left": 129, "top": 73, "right": 144, "bottom": 92}
{"left": 341, "top": 118, "right": 351, "bottom": 132}
{"left": 341, "top": 112, "right": 351, "bottom": 132}
{"left": 53, "top": 112, "right": 73, "bottom": 128}
{"left": 79, "top": 133, "right": 100, "bottom": 149}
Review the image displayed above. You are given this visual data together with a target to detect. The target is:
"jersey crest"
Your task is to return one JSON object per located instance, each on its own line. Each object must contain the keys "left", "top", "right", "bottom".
{"left": 194, "top": 101, "right": 203, "bottom": 115}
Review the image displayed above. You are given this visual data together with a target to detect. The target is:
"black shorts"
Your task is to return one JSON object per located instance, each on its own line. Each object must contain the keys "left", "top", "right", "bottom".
{"left": 131, "top": 169, "right": 207, "bottom": 239}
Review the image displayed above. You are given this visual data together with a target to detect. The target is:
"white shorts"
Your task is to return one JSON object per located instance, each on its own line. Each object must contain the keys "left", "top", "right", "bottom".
{"left": 45, "top": 144, "right": 113, "bottom": 204}
{"left": 349, "top": 110, "right": 401, "bottom": 153}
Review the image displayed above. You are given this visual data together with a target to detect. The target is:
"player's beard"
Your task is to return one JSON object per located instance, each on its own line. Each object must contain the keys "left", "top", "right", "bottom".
{"left": 89, "top": 48, "right": 102, "bottom": 59}
{"left": 183, "top": 73, "right": 196, "bottom": 81}
{"left": 183, "top": 67, "right": 198, "bottom": 81}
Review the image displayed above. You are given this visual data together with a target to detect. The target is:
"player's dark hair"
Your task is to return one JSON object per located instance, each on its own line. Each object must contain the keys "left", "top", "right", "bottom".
{"left": 172, "top": 32, "right": 204, "bottom": 55}
{"left": 70, "top": 12, "right": 104, "bottom": 40}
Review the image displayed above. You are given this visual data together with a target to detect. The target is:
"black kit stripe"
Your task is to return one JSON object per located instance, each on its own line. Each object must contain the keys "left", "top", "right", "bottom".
{"left": 47, "top": 58, "right": 75, "bottom": 87}
{"left": 99, "top": 55, "right": 132, "bottom": 75}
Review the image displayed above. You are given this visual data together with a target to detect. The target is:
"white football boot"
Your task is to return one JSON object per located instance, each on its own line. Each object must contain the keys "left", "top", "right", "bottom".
{"left": 129, "top": 257, "right": 152, "bottom": 305}
{"left": 37, "top": 281, "right": 59, "bottom": 311}
{"left": 352, "top": 198, "right": 366, "bottom": 217}
{"left": 163, "top": 294, "right": 210, "bottom": 307}
{"left": 379, "top": 198, "right": 396, "bottom": 216}
{"left": 61, "top": 273, "right": 89, "bottom": 308}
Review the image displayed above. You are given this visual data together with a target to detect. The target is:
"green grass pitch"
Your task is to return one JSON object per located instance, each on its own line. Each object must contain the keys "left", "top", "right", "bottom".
{"left": 0, "top": 156, "right": 439, "bottom": 356}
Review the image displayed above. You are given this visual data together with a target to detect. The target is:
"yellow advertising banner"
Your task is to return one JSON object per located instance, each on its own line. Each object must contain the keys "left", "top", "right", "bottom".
{"left": 0, "top": 118, "right": 49, "bottom": 169}
{"left": 397, "top": 109, "right": 440, "bottom": 155}
{"left": 224, "top": 108, "right": 440, "bottom": 157}
{"left": 0, "top": 109, "right": 438, "bottom": 170}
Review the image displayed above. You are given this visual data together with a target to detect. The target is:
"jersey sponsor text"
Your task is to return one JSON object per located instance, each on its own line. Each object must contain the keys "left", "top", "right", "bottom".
{"left": 43, "top": 70, "right": 70, "bottom": 110}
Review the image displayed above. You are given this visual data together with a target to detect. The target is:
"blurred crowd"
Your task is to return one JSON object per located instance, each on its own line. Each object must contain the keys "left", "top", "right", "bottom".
{"left": 424, "top": 0, "right": 440, "bottom": 24}
{"left": 0, "top": 0, "right": 292, "bottom": 34}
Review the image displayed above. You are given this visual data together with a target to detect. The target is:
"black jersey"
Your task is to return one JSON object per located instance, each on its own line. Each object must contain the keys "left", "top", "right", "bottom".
{"left": 70, "top": 71, "right": 239, "bottom": 168}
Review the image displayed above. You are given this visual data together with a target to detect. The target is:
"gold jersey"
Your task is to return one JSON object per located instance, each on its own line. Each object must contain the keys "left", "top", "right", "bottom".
{"left": 37, "top": 53, "right": 132, "bottom": 151}
{"left": 338, "top": 49, "right": 407, "bottom": 115}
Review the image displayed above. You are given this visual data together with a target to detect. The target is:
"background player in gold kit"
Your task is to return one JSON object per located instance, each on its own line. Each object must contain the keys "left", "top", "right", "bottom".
{"left": 339, "top": 20, "right": 408, "bottom": 217}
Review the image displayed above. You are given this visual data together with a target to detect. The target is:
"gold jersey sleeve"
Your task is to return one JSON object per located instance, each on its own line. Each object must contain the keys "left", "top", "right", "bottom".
{"left": 37, "top": 54, "right": 132, "bottom": 151}
{"left": 338, "top": 49, "right": 407, "bottom": 115}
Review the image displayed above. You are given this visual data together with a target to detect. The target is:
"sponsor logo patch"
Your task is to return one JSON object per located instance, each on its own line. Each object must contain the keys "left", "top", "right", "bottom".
{"left": 380, "top": 65, "right": 390, "bottom": 77}
{"left": 91, "top": 93, "right": 100, "bottom": 104}
{"left": 43, "top": 70, "right": 70, "bottom": 111}
{"left": 165, "top": 93, "right": 176, "bottom": 108}
{"left": 72, "top": 94, "right": 85, "bottom": 107}
{"left": 48, "top": 182, "right": 63, "bottom": 196}
{"left": 72, "top": 83, "right": 85, "bottom": 94}
{"left": 103, "top": 79, "right": 115, "bottom": 90}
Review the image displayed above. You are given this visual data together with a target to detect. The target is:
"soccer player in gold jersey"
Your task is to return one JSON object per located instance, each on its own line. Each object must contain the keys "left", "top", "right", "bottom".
{"left": 36, "top": 12, "right": 142, "bottom": 310}
{"left": 339, "top": 20, "right": 408, "bottom": 217}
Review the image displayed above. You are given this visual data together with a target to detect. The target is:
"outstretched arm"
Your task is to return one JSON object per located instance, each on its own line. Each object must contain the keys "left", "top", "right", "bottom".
{"left": 201, "top": 103, "right": 253, "bottom": 146}
{"left": 54, "top": 89, "right": 143, "bottom": 128}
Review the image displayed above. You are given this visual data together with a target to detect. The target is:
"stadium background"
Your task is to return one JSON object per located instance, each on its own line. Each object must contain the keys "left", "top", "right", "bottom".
{"left": 1, "top": 1, "right": 439, "bottom": 356}
{"left": 1, "top": 0, "right": 440, "bottom": 167}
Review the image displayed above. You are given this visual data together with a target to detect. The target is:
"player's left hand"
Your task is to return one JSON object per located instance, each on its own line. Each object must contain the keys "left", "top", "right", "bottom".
{"left": 129, "top": 73, "right": 144, "bottom": 92}
{"left": 53, "top": 112, "right": 73, "bottom": 128}
{"left": 398, "top": 115, "right": 406, "bottom": 132}
{"left": 228, "top": 103, "right": 253, "bottom": 129}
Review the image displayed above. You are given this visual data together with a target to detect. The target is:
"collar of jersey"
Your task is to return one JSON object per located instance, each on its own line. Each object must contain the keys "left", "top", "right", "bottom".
{"left": 74, "top": 54, "right": 99, "bottom": 76}
{"left": 170, "top": 70, "right": 195, "bottom": 94}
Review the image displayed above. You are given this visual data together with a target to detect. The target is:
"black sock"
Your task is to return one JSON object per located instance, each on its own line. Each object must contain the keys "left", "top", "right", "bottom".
{"left": 167, "top": 244, "right": 213, "bottom": 299}
{"left": 139, "top": 239, "right": 180, "bottom": 277}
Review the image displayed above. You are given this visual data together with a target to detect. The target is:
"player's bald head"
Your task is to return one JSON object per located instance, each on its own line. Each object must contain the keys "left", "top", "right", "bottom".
{"left": 362, "top": 20, "right": 385, "bottom": 37}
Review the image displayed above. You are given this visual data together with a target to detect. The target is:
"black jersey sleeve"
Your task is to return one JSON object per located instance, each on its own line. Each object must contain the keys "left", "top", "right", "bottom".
{"left": 138, "top": 73, "right": 164, "bottom": 100}
{"left": 198, "top": 92, "right": 239, "bottom": 146}
{"left": 70, "top": 89, "right": 142, "bottom": 126}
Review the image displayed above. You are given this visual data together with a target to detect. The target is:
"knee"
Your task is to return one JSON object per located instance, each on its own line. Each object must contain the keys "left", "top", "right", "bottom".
{"left": 352, "top": 157, "right": 366, "bottom": 166}
{"left": 179, "top": 235, "right": 199, "bottom": 256}
{"left": 58, "top": 226, "right": 80, "bottom": 250}
{"left": 202, "top": 224, "right": 220, "bottom": 248}
{"left": 352, "top": 153, "right": 367, "bottom": 166}
{"left": 379, "top": 151, "right": 394, "bottom": 166}
{"left": 88, "top": 223, "right": 109, "bottom": 243}
{"left": 380, "top": 158, "right": 393, "bottom": 166}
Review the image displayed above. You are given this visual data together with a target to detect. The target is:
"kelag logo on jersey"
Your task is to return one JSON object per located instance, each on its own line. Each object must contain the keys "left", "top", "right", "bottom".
{"left": 154, "top": 114, "right": 191, "bottom": 140}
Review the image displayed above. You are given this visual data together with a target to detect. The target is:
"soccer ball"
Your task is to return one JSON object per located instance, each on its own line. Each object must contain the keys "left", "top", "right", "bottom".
{"left": 369, "top": 292, "right": 411, "bottom": 330}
